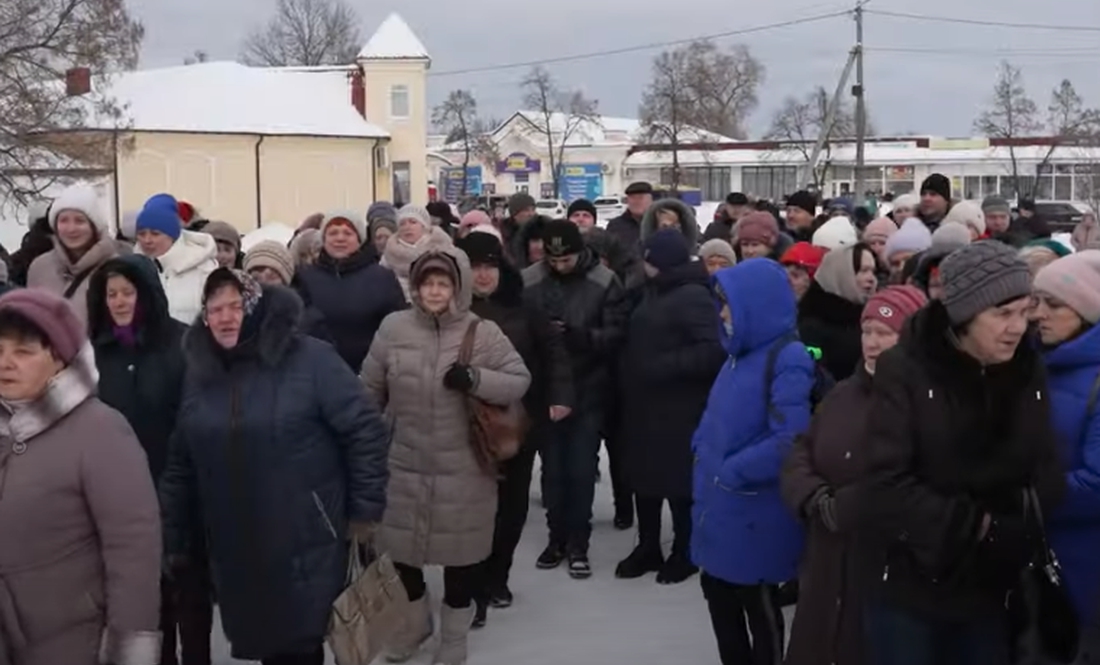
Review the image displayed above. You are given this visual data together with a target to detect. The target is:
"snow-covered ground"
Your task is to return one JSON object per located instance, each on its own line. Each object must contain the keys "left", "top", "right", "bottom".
{"left": 209, "top": 450, "right": 746, "bottom": 664}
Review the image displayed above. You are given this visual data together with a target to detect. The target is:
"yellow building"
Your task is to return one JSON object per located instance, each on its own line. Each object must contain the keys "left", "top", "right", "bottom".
{"left": 91, "top": 13, "right": 430, "bottom": 233}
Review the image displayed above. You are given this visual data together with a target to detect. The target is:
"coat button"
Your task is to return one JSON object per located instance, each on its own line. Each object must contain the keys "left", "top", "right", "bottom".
{"left": 844, "top": 451, "right": 851, "bottom": 459}
{"left": 127, "top": 365, "right": 135, "bottom": 372}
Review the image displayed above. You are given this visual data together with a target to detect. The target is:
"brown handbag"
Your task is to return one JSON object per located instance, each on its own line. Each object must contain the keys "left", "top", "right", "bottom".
{"left": 457, "top": 319, "right": 529, "bottom": 473}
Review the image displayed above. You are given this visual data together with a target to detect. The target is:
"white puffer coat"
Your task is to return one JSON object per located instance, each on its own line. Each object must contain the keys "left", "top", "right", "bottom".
{"left": 137, "top": 230, "right": 218, "bottom": 323}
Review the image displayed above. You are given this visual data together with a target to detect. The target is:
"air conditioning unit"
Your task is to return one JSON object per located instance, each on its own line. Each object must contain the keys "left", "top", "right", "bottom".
{"left": 374, "top": 144, "right": 390, "bottom": 169}
{"left": 601, "top": 163, "right": 614, "bottom": 175}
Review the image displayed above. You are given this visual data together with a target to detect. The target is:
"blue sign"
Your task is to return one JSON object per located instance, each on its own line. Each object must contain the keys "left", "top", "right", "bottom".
{"left": 559, "top": 163, "right": 603, "bottom": 201}
{"left": 440, "top": 166, "right": 482, "bottom": 202}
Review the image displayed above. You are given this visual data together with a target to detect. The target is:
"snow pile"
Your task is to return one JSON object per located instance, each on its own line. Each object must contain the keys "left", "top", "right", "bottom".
{"left": 241, "top": 223, "right": 295, "bottom": 253}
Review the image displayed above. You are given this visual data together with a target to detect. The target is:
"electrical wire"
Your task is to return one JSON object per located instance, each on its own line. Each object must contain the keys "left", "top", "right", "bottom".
{"left": 427, "top": 10, "right": 850, "bottom": 78}
{"left": 867, "top": 46, "right": 1100, "bottom": 57}
{"left": 865, "top": 9, "right": 1100, "bottom": 32}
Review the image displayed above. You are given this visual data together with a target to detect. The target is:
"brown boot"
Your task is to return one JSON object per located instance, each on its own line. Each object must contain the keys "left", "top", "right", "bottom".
{"left": 385, "top": 596, "right": 432, "bottom": 663}
{"left": 432, "top": 604, "right": 474, "bottom": 665}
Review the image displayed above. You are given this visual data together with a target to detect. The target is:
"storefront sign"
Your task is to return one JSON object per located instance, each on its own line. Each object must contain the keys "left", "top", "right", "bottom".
{"left": 440, "top": 166, "right": 482, "bottom": 202}
{"left": 497, "top": 152, "right": 541, "bottom": 174}
{"left": 560, "top": 163, "right": 603, "bottom": 201}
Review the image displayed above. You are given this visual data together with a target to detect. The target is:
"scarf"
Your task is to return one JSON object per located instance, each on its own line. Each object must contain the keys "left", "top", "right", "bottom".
{"left": 111, "top": 300, "right": 144, "bottom": 347}
{"left": 0, "top": 342, "right": 98, "bottom": 445}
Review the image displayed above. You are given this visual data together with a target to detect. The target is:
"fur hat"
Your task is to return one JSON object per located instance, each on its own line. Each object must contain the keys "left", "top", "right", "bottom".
{"left": 49, "top": 184, "right": 109, "bottom": 236}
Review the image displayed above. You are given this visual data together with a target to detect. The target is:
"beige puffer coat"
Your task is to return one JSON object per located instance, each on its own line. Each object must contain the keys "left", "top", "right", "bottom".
{"left": 363, "top": 246, "right": 530, "bottom": 567}
{"left": 26, "top": 237, "right": 119, "bottom": 326}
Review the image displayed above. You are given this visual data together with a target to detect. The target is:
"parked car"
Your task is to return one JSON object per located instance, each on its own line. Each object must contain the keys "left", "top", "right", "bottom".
{"left": 536, "top": 198, "right": 567, "bottom": 218}
{"left": 1025, "top": 200, "right": 1090, "bottom": 232}
{"left": 593, "top": 196, "right": 625, "bottom": 219}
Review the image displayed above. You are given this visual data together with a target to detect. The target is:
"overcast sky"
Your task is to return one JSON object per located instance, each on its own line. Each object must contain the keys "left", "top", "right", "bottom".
{"left": 128, "top": 0, "right": 1100, "bottom": 138}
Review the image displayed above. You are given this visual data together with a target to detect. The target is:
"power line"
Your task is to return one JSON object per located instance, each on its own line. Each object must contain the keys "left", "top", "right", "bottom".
{"left": 865, "top": 9, "right": 1100, "bottom": 32}
{"left": 868, "top": 46, "right": 1100, "bottom": 57}
{"left": 427, "top": 10, "right": 850, "bottom": 78}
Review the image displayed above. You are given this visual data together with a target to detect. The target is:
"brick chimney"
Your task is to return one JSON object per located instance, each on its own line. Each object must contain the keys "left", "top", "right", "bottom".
{"left": 66, "top": 67, "right": 91, "bottom": 96}
{"left": 349, "top": 69, "right": 366, "bottom": 117}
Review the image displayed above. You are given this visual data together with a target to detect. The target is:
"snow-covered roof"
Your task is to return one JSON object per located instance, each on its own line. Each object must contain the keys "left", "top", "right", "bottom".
{"left": 503, "top": 111, "right": 737, "bottom": 147}
{"left": 358, "top": 13, "right": 430, "bottom": 62}
{"left": 92, "top": 62, "right": 389, "bottom": 138}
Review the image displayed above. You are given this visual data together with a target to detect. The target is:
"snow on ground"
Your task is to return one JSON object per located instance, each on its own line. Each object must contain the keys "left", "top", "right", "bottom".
{"left": 210, "top": 449, "right": 753, "bottom": 664}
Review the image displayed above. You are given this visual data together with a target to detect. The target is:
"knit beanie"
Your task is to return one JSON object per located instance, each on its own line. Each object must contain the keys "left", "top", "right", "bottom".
{"left": 0, "top": 289, "right": 85, "bottom": 364}
{"left": 470, "top": 224, "right": 502, "bottom": 241}
{"left": 981, "top": 194, "right": 1011, "bottom": 216}
{"left": 863, "top": 217, "right": 899, "bottom": 244}
{"left": 1026, "top": 238, "right": 1072, "bottom": 258}
{"left": 321, "top": 210, "right": 367, "bottom": 242}
{"left": 456, "top": 231, "right": 504, "bottom": 267}
{"left": 368, "top": 216, "right": 397, "bottom": 239}
{"left": 892, "top": 193, "right": 919, "bottom": 213}
{"left": 643, "top": 229, "right": 692, "bottom": 271}
{"left": 812, "top": 217, "right": 859, "bottom": 251}
{"left": 862, "top": 286, "right": 928, "bottom": 334}
{"left": 397, "top": 204, "right": 431, "bottom": 231}
{"left": 738, "top": 211, "right": 780, "bottom": 247}
{"left": 827, "top": 197, "right": 855, "bottom": 217}
{"left": 567, "top": 199, "right": 598, "bottom": 219}
{"left": 780, "top": 242, "right": 828, "bottom": 278}
{"left": 508, "top": 193, "right": 536, "bottom": 217}
{"left": 1033, "top": 250, "right": 1100, "bottom": 324}
{"left": 786, "top": 190, "right": 817, "bottom": 217}
{"left": 243, "top": 240, "right": 295, "bottom": 285}
{"left": 943, "top": 200, "right": 986, "bottom": 237}
{"left": 930, "top": 222, "right": 972, "bottom": 253}
{"left": 921, "top": 173, "right": 951, "bottom": 201}
{"left": 136, "top": 193, "right": 183, "bottom": 241}
{"left": 884, "top": 218, "right": 933, "bottom": 260}
{"left": 367, "top": 201, "right": 398, "bottom": 224}
{"left": 48, "top": 184, "right": 109, "bottom": 237}
{"left": 699, "top": 238, "right": 737, "bottom": 266}
{"left": 201, "top": 220, "right": 241, "bottom": 251}
{"left": 940, "top": 240, "right": 1032, "bottom": 326}
{"left": 426, "top": 201, "right": 455, "bottom": 223}
{"left": 542, "top": 220, "right": 585, "bottom": 257}
{"left": 459, "top": 210, "right": 492, "bottom": 233}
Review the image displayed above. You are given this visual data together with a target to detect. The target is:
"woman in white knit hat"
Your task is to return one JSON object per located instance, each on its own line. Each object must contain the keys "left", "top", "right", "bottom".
{"left": 381, "top": 204, "right": 454, "bottom": 301}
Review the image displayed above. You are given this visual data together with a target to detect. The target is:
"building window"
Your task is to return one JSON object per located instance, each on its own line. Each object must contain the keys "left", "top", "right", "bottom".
{"left": 659, "top": 166, "right": 731, "bottom": 201}
{"left": 389, "top": 85, "right": 410, "bottom": 119}
{"left": 392, "top": 161, "right": 411, "bottom": 205}
{"left": 741, "top": 166, "right": 798, "bottom": 202}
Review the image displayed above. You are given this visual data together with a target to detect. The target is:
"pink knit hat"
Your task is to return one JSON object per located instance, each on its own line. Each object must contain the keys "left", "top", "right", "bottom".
{"left": 737, "top": 211, "right": 779, "bottom": 247}
{"left": 864, "top": 217, "right": 899, "bottom": 243}
{"left": 0, "top": 289, "right": 85, "bottom": 363}
{"left": 1033, "top": 250, "right": 1100, "bottom": 324}
{"left": 862, "top": 285, "right": 928, "bottom": 334}
{"left": 459, "top": 210, "right": 492, "bottom": 232}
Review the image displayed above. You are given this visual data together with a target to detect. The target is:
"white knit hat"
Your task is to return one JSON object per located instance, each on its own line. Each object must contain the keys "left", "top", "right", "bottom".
{"left": 320, "top": 210, "right": 367, "bottom": 242}
{"left": 48, "top": 184, "right": 109, "bottom": 235}
{"left": 943, "top": 200, "right": 986, "bottom": 238}
{"left": 893, "top": 193, "right": 920, "bottom": 212}
{"left": 397, "top": 204, "right": 431, "bottom": 231}
{"left": 812, "top": 216, "right": 859, "bottom": 251}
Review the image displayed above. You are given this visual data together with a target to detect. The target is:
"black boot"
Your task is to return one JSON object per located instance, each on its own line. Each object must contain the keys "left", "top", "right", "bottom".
{"left": 613, "top": 505, "right": 634, "bottom": 531}
{"left": 656, "top": 550, "right": 698, "bottom": 584}
{"left": 567, "top": 547, "right": 592, "bottom": 580}
{"left": 536, "top": 541, "right": 567, "bottom": 569}
{"left": 615, "top": 543, "right": 664, "bottom": 579}
{"left": 488, "top": 583, "right": 513, "bottom": 609}
{"left": 472, "top": 598, "right": 488, "bottom": 629}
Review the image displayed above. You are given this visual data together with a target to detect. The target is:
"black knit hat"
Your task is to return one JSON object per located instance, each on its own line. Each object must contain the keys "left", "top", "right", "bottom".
{"left": 456, "top": 231, "right": 503, "bottom": 267}
{"left": 940, "top": 240, "right": 1032, "bottom": 325}
{"left": 567, "top": 198, "right": 597, "bottom": 219}
{"left": 726, "top": 192, "right": 750, "bottom": 206}
{"left": 542, "top": 219, "right": 585, "bottom": 257}
{"left": 786, "top": 190, "right": 817, "bottom": 216}
{"left": 920, "top": 173, "right": 951, "bottom": 202}
{"left": 508, "top": 193, "right": 536, "bottom": 217}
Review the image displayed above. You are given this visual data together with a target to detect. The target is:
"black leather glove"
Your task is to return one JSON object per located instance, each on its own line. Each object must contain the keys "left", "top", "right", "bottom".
{"left": 443, "top": 364, "right": 476, "bottom": 392}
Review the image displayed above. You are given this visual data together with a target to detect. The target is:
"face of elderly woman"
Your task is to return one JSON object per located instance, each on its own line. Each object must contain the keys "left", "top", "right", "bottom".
{"left": 0, "top": 325, "right": 63, "bottom": 401}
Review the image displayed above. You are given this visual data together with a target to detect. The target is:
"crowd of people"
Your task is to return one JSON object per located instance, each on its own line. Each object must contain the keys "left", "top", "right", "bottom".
{"left": 0, "top": 172, "right": 1097, "bottom": 665}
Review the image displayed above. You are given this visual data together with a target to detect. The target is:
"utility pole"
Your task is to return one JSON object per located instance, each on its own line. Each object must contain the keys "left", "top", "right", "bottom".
{"left": 852, "top": 1, "right": 867, "bottom": 207}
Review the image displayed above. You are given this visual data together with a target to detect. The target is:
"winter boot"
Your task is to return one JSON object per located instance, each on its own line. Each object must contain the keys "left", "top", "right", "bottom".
{"left": 536, "top": 541, "right": 567, "bottom": 569}
{"left": 432, "top": 604, "right": 475, "bottom": 665}
{"left": 615, "top": 543, "right": 664, "bottom": 579}
{"left": 656, "top": 549, "right": 698, "bottom": 584}
{"left": 487, "top": 582, "right": 513, "bottom": 608}
{"left": 471, "top": 597, "right": 488, "bottom": 629}
{"left": 567, "top": 542, "right": 593, "bottom": 580}
{"left": 385, "top": 596, "right": 433, "bottom": 663}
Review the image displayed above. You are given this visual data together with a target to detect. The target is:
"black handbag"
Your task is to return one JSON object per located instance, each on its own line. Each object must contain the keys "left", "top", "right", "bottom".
{"left": 1008, "top": 487, "right": 1079, "bottom": 664}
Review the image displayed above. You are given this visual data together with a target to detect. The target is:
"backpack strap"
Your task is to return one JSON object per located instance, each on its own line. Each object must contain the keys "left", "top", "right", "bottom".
{"left": 764, "top": 331, "right": 802, "bottom": 424}
{"left": 1088, "top": 371, "right": 1100, "bottom": 415}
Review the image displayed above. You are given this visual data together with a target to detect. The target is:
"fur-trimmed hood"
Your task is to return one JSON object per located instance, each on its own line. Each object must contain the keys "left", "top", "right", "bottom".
{"left": 183, "top": 284, "right": 304, "bottom": 382}
{"left": 408, "top": 245, "right": 473, "bottom": 324}
{"left": 641, "top": 198, "right": 699, "bottom": 246}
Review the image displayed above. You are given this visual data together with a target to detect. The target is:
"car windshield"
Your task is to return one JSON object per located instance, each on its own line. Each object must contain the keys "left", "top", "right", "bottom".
{"left": 594, "top": 199, "right": 618, "bottom": 206}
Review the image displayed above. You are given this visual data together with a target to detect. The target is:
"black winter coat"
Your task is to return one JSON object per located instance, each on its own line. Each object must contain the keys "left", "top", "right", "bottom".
{"left": 470, "top": 261, "right": 574, "bottom": 420}
{"left": 521, "top": 248, "right": 629, "bottom": 412}
{"left": 606, "top": 211, "right": 643, "bottom": 254}
{"left": 798, "top": 281, "right": 863, "bottom": 382}
{"left": 702, "top": 217, "right": 735, "bottom": 244}
{"left": 295, "top": 245, "right": 406, "bottom": 371}
{"left": 89, "top": 254, "right": 187, "bottom": 483}
{"left": 620, "top": 261, "right": 724, "bottom": 498}
{"left": 859, "top": 301, "right": 1065, "bottom": 621}
{"left": 159, "top": 286, "right": 392, "bottom": 660}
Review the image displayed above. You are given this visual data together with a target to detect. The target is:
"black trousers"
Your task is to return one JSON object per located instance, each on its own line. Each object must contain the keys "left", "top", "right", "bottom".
{"left": 159, "top": 561, "right": 214, "bottom": 665}
{"left": 635, "top": 494, "right": 691, "bottom": 553}
{"left": 395, "top": 561, "right": 480, "bottom": 609}
{"left": 481, "top": 439, "right": 539, "bottom": 591}
{"left": 260, "top": 646, "right": 324, "bottom": 665}
{"left": 700, "top": 573, "right": 786, "bottom": 665}
{"left": 604, "top": 432, "right": 633, "bottom": 518}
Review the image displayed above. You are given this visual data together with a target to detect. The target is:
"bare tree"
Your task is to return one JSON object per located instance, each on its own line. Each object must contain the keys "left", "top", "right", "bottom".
{"left": 520, "top": 67, "right": 599, "bottom": 199}
{"left": 240, "top": 0, "right": 361, "bottom": 67}
{"left": 1036, "top": 79, "right": 1100, "bottom": 190}
{"left": 973, "top": 61, "right": 1041, "bottom": 197}
{"left": 183, "top": 49, "right": 209, "bottom": 65}
{"left": 0, "top": 0, "right": 143, "bottom": 203}
{"left": 765, "top": 86, "right": 875, "bottom": 190}
{"left": 638, "top": 47, "right": 697, "bottom": 191}
{"left": 682, "top": 41, "right": 764, "bottom": 140}
{"left": 432, "top": 90, "right": 499, "bottom": 199}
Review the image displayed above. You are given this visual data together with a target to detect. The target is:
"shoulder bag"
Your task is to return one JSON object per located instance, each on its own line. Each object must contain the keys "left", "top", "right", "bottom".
{"left": 458, "top": 319, "right": 529, "bottom": 473}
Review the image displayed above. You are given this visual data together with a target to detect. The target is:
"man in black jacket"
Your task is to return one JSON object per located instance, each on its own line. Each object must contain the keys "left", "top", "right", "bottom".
{"left": 701, "top": 192, "right": 750, "bottom": 243}
{"left": 606, "top": 181, "right": 653, "bottom": 252}
{"left": 523, "top": 220, "right": 630, "bottom": 579}
{"left": 861, "top": 241, "right": 1065, "bottom": 665}
{"left": 456, "top": 230, "right": 574, "bottom": 625}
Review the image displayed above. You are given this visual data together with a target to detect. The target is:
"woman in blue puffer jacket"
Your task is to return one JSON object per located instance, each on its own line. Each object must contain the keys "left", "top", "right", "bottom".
{"left": 692, "top": 258, "right": 815, "bottom": 665}
{"left": 1034, "top": 250, "right": 1100, "bottom": 659}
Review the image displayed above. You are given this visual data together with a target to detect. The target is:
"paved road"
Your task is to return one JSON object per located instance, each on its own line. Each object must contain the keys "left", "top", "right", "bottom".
{"left": 205, "top": 452, "right": 790, "bottom": 664}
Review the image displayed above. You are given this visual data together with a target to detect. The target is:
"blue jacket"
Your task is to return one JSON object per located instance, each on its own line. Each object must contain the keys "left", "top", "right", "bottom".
{"left": 1044, "top": 321, "right": 1100, "bottom": 625}
{"left": 159, "top": 286, "right": 391, "bottom": 660}
{"left": 691, "top": 258, "right": 814, "bottom": 585}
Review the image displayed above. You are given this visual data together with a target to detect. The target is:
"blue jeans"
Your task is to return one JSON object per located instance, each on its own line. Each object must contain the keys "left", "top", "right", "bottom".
{"left": 539, "top": 409, "right": 602, "bottom": 549}
{"left": 864, "top": 602, "right": 1010, "bottom": 665}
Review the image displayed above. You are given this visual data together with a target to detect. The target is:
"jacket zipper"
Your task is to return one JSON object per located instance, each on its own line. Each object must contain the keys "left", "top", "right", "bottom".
{"left": 312, "top": 491, "right": 338, "bottom": 539}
